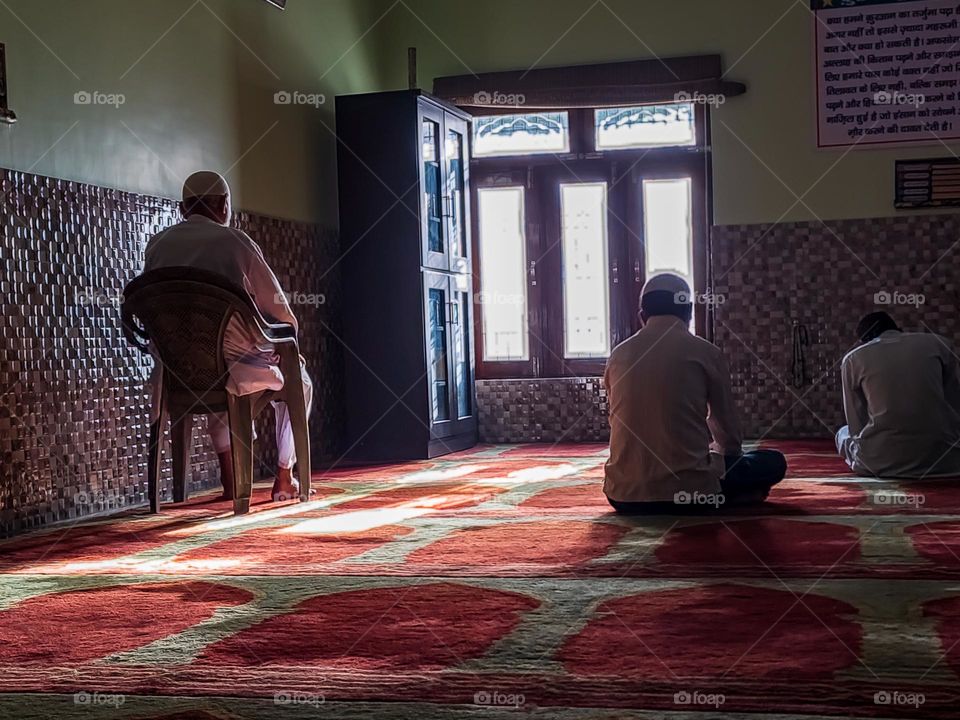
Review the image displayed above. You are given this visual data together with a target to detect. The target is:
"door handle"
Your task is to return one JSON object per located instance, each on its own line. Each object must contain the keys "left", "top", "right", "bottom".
{"left": 634, "top": 260, "right": 642, "bottom": 284}
{"left": 612, "top": 259, "right": 619, "bottom": 285}
{"left": 447, "top": 301, "right": 460, "bottom": 325}
{"left": 529, "top": 260, "right": 537, "bottom": 286}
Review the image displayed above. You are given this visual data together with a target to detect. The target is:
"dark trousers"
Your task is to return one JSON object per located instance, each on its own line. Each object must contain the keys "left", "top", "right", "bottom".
{"left": 607, "top": 449, "right": 788, "bottom": 515}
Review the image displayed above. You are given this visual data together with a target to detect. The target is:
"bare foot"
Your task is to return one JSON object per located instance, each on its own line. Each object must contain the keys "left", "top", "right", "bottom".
{"left": 271, "top": 467, "right": 317, "bottom": 502}
{"left": 271, "top": 467, "right": 298, "bottom": 502}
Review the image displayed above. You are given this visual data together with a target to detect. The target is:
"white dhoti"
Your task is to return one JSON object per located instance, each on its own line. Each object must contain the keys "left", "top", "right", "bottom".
{"left": 148, "top": 316, "right": 313, "bottom": 469}
{"left": 206, "top": 364, "right": 313, "bottom": 469}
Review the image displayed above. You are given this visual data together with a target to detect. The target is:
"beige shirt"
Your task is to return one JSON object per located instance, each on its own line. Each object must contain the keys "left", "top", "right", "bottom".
{"left": 143, "top": 215, "right": 298, "bottom": 397}
{"left": 603, "top": 316, "right": 743, "bottom": 503}
{"left": 840, "top": 330, "right": 960, "bottom": 477}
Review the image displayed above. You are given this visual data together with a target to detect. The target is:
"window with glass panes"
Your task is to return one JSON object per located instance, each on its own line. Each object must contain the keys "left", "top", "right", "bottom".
{"left": 470, "top": 103, "right": 711, "bottom": 379}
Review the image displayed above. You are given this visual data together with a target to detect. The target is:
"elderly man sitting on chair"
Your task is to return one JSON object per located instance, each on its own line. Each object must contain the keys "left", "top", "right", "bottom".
{"left": 143, "top": 170, "right": 312, "bottom": 501}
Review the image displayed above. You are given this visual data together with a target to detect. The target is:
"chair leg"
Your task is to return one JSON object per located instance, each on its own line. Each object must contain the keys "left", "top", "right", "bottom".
{"left": 279, "top": 348, "right": 311, "bottom": 501}
{"left": 171, "top": 414, "right": 192, "bottom": 503}
{"left": 291, "top": 409, "right": 311, "bottom": 502}
{"left": 147, "top": 395, "right": 166, "bottom": 514}
{"left": 227, "top": 393, "right": 254, "bottom": 515}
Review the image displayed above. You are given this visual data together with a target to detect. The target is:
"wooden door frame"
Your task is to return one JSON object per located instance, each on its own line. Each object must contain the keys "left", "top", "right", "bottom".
{"left": 469, "top": 105, "right": 712, "bottom": 379}
{"left": 470, "top": 169, "right": 541, "bottom": 379}
{"left": 625, "top": 153, "right": 711, "bottom": 339}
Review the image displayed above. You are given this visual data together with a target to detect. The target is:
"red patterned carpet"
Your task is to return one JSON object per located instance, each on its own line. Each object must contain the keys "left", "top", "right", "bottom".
{"left": 0, "top": 441, "right": 959, "bottom": 719}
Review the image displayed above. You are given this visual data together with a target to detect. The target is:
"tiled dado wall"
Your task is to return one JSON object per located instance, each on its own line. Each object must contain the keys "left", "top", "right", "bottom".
{"left": 477, "top": 212, "right": 960, "bottom": 444}
{"left": 0, "top": 167, "right": 342, "bottom": 536}
{"left": 477, "top": 378, "right": 609, "bottom": 443}
{"left": 4, "top": 162, "right": 956, "bottom": 531}
{"left": 712, "top": 212, "right": 960, "bottom": 438}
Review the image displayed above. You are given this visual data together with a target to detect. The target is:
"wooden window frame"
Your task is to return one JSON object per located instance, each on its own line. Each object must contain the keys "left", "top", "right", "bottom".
{"left": 470, "top": 104, "right": 712, "bottom": 380}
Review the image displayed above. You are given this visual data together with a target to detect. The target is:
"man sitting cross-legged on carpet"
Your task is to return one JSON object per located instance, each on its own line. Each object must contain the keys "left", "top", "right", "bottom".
{"left": 603, "top": 273, "right": 787, "bottom": 514}
{"left": 143, "top": 170, "right": 313, "bottom": 502}
{"left": 837, "top": 311, "right": 960, "bottom": 478}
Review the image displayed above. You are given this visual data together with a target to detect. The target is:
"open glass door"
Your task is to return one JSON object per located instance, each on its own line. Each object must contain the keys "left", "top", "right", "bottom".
{"left": 445, "top": 116, "right": 470, "bottom": 275}
{"left": 420, "top": 105, "right": 448, "bottom": 271}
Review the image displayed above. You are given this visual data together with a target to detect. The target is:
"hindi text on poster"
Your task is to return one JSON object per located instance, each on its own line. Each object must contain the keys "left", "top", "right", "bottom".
{"left": 815, "top": 0, "right": 960, "bottom": 148}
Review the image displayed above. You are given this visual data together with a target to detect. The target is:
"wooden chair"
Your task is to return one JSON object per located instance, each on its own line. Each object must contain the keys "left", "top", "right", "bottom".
{"left": 121, "top": 267, "right": 311, "bottom": 515}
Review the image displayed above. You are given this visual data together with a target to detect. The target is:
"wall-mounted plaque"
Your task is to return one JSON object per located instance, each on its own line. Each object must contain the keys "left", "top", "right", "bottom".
{"left": 895, "top": 158, "right": 960, "bottom": 208}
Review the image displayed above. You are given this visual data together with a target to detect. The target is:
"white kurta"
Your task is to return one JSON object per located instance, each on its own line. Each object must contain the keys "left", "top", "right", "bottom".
{"left": 603, "top": 316, "right": 743, "bottom": 503}
{"left": 142, "top": 215, "right": 312, "bottom": 468}
{"left": 838, "top": 330, "right": 960, "bottom": 478}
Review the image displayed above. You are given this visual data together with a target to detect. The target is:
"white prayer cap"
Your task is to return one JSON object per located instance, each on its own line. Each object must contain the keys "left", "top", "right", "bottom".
{"left": 641, "top": 272, "right": 691, "bottom": 299}
{"left": 181, "top": 171, "right": 230, "bottom": 201}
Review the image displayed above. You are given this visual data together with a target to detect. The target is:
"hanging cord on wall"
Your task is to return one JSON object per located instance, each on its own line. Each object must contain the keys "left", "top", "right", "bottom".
{"left": 792, "top": 321, "right": 810, "bottom": 389}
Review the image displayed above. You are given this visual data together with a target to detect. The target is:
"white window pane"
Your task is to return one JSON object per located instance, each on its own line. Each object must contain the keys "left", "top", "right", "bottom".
{"left": 596, "top": 104, "right": 695, "bottom": 150}
{"left": 473, "top": 112, "right": 570, "bottom": 157}
{"left": 643, "top": 178, "right": 693, "bottom": 283}
{"left": 477, "top": 187, "right": 529, "bottom": 361}
{"left": 561, "top": 183, "right": 610, "bottom": 358}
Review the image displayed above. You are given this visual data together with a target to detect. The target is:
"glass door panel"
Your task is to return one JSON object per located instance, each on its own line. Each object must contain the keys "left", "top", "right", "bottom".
{"left": 642, "top": 177, "right": 694, "bottom": 330}
{"left": 476, "top": 186, "right": 530, "bottom": 362}
{"left": 427, "top": 286, "right": 450, "bottom": 422}
{"left": 445, "top": 125, "right": 468, "bottom": 273}
{"left": 422, "top": 115, "right": 446, "bottom": 269}
{"left": 450, "top": 275, "right": 473, "bottom": 419}
{"left": 642, "top": 178, "right": 693, "bottom": 283}
{"left": 559, "top": 182, "right": 611, "bottom": 358}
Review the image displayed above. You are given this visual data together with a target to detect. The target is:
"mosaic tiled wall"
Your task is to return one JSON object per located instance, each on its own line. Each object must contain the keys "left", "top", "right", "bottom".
{"left": 713, "top": 212, "right": 960, "bottom": 438}
{"left": 477, "top": 378, "right": 609, "bottom": 443}
{"left": 477, "top": 212, "right": 960, "bottom": 443}
{"left": 0, "top": 167, "right": 342, "bottom": 536}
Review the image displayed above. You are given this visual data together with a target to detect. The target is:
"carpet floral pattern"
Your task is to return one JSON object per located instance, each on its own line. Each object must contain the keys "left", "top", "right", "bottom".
{"left": 0, "top": 441, "right": 957, "bottom": 718}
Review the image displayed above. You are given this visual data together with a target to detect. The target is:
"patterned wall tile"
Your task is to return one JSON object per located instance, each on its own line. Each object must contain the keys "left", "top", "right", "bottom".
{"left": 477, "top": 378, "right": 609, "bottom": 443}
{"left": 713, "top": 213, "right": 960, "bottom": 439}
{"left": 0, "top": 167, "right": 342, "bottom": 536}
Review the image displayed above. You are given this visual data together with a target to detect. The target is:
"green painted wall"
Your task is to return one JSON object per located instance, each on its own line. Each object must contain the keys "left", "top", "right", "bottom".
{"left": 366, "top": 0, "right": 960, "bottom": 226}
{"left": 0, "top": 0, "right": 384, "bottom": 223}
{"left": 4, "top": 0, "right": 959, "bottom": 226}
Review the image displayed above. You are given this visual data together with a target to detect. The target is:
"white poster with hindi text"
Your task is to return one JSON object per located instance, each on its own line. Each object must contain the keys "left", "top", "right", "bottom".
{"left": 814, "top": 0, "right": 960, "bottom": 148}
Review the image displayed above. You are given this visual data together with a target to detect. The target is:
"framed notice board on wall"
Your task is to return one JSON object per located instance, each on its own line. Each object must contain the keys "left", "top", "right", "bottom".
{"left": 895, "top": 158, "right": 960, "bottom": 208}
{"left": 813, "top": 0, "right": 960, "bottom": 149}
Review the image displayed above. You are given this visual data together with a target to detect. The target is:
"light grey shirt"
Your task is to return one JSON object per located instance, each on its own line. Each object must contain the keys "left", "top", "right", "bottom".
{"left": 839, "top": 330, "right": 960, "bottom": 477}
{"left": 603, "top": 316, "right": 743, "bottom": 503}
{"left": 143, "top": 214, "right": 298, "bottom": 398}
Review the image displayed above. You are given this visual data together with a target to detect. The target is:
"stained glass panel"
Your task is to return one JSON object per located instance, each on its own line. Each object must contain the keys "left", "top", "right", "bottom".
{"left": 473, "top": 112, "right": 569, "bottom": 157}
{"left": 595, "top": 103, "right": 695, "bottom": 149}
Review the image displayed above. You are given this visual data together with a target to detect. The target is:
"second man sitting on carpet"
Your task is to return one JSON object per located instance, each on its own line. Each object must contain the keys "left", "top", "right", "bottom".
{"left": 603, "top": 273, "right": 787, "bottom": 514}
